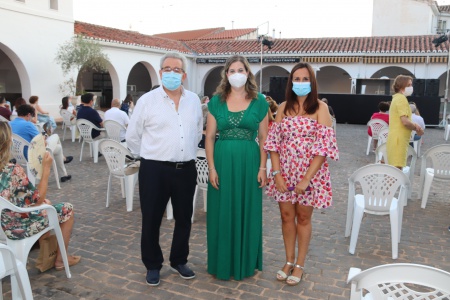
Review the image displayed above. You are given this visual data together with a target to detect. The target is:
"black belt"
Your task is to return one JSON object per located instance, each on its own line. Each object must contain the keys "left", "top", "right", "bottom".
{"left": 148, "top": 159, "right": 195, "bottom": 169}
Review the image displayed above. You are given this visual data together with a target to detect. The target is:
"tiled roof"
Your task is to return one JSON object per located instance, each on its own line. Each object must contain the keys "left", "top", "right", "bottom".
{"left": 74, "top": 21, "right": 450, "bottom": 56}
{"left": 153, "top": 28, "right": 225, "bottom": 41}
{"left": 437, "top": 4, "right": 450, "bottom": 12}
{"left": 74, "top": 21, "right": 191, "bottom": 53}
{"left": 154, "top": 28, "right": 257, "bottom": 41}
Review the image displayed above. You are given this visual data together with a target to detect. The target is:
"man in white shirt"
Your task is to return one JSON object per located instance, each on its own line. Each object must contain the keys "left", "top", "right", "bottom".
{"left": 126, "top": 52, "right": 202, "bottom": 286}
{"left": 410, "top": 104, "right": 425, "bottom": 140}
{"left": 104, "top": 98, "right": 129, "bottom": 142}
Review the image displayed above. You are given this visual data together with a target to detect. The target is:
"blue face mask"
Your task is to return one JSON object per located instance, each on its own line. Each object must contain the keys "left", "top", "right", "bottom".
{"left": 292, "top": 82, "right": 311, "bottom": 96}
{"left": 161, "top": 72, "right": 182, "bottom": 91}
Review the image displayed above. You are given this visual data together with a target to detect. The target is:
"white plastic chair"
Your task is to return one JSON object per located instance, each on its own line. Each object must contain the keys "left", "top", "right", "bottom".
{"left": 167, "top": 149, "right": 208, "bottom": 223}
{"left": 76, "top": 118, "right": 105, "bottom": 163}
{"left": 11, "top": 134, "right": 60, "bottom": 190}
{"left": 345, "top": 164, "right": 410, "bottom": 259}
{"left": 99, "top": 140, "right": 139, "bottom": 212}
{"left": 0, "top": 196, "right": 71, "bottom": 279}
{"left": 445, "top": 123, "right": 450, "bottom": 140}
{"left": 376, "top": 127, "right": 389, "bottom": 147}
{"left": 0, "top": 115, "right": 9, "bottom": 122}
{"left": 347, "top": 263, "right": 450, "bottom": 300}
{"left": 418, "top": 144, "right": 450, "bottom": 209}
{"left": 103, "top": 120, "right": 127, "bottom": 146}
{"left": 0, "top": 243, "right": 34, "bottom": 300}
{"left": 192, "top": 149, "right": 209, "bottom": 222}
{"left": 331, "top": 117, "right": 337, "bottom": 133}
{"left": 60, "top": 109, "right": 77, "bottom": 142}
{"left": 374, "top": 143, "right": 417, "bottom": 200}
{"left": 366, "top": 119, "right": 388, "bottom": 155}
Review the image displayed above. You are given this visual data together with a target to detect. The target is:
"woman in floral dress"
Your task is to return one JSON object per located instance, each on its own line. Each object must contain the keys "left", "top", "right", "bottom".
{"left": 0, "top": 122, "right": 80, "bottom": 270}
{"left": 264, "top": 63, "right": 338, "bottom": 286}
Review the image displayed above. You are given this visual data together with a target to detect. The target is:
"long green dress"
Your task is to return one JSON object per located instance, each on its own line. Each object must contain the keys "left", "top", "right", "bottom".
{"left": 207, "top": 93, "right": 268, "bottom": 280}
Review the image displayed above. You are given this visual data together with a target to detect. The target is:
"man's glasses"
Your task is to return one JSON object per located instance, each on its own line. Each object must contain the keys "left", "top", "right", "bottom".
{"left": 161, "top": 66, "right": 184, "bottom": 74}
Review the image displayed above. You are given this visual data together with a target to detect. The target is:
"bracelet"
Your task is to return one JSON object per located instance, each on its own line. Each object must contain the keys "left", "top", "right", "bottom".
{"left": 259, "top": 167, "right": 267, "bottom": 170}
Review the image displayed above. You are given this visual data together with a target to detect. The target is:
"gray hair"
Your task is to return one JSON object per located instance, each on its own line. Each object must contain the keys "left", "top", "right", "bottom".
{"left": 160, "top": 52, "right": 188, "bottom": 72}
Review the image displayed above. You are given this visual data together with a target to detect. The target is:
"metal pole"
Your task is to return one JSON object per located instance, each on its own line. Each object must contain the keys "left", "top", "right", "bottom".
{"left": 260, "top": 39, "right": 263, "bottom": 93}
{"left": 443, "top": 44, "right": 450, "bottom": 127}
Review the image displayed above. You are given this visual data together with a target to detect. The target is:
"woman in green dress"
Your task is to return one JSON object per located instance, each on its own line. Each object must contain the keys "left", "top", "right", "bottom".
{"left": 205, "top": 55, "right": 269, "bottom": 280}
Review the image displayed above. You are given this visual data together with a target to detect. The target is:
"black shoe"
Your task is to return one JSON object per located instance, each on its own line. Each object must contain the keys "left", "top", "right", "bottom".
{"left": 61, "top": 175, "right": 72, "bottom": 182}
{"left": 170, "top": 264, "right": 195, "bottom": 279}
{"left": 146, "top": 269, "right": 160, "bottom": 286}
{"left": 64, "top": 156, "right": 73, "bottom": 164}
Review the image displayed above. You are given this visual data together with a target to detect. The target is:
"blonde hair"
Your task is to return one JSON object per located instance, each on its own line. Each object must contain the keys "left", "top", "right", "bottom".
{"left": 266, "top": 96, "right": 278, "bottom": 122}
{"left": 392, "top": 75, "right": 413, "bottom": 93}
{"left": 0, "top": 122, "right": 12, "bottom": 170}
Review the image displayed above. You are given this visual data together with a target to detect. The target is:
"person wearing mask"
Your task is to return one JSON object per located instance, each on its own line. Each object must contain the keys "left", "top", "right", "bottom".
{"left": 205, "top": 55, "right": 268, "bottom": 280}
{"left": 386, "top": 75, "right": 424, "bottom": 169}
{"left": 264, "top": 63, "right": 339, "bottom": 286}
{"left": 126, "top": 52, "right": 202, "bottom": 286}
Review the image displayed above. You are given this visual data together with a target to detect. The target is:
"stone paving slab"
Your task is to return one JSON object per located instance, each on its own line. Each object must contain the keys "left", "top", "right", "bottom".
{"left": 2, "top": 123, "right": 450, "bottom": 299}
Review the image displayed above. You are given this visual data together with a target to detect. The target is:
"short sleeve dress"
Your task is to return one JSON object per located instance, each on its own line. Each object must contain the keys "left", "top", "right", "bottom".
{"left": 386, "top": 93, "right": 412, "bottom": 167}
{"left": 0, "top": 163, "right": 73, "bottom": 240}
{"left": 207, "top": 93, "right": 268, "bottom": 281}
{"left": 264, "top": 117, "right": 339, "bottom": 208}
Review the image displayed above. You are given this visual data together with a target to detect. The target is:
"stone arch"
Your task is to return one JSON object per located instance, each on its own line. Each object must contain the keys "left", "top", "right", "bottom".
{"left": 0, "top": 42, "right": 30, "bottom": 101}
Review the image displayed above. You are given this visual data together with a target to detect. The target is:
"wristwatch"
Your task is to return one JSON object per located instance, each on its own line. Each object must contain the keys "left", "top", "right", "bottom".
{"left": 272, "top": 170, "right": 281, "bottom": 176}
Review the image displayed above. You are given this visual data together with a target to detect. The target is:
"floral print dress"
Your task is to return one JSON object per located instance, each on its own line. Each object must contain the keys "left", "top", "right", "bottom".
{"left": 0, "top": 163, "right": 73, "bottom": 240}
{"left": 264, "top": 117, "right": 339, "bottom": 208}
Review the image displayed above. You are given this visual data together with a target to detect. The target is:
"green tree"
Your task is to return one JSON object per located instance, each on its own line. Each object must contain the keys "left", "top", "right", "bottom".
{"left": 55, "top": 35, "right": 110, "bottom": 95}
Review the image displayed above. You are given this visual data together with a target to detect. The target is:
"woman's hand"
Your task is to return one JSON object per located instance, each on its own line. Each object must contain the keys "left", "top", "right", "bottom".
{"left": 274, "top": 174, "right": 288, "bottom": 193}
{"left": 294, "top": 178, "right": 311, "bottom": 195}
{"left": 42, "top": 151, "right": 53, "bottom": 171}
{"left": 209, "top": 169, "right": 219, "bottom": 190}
{"left": 415, "top": 124, "right": 424, "bottom": 136}
{"left": 257, "top": 169, "right": 267, "bottom": 188}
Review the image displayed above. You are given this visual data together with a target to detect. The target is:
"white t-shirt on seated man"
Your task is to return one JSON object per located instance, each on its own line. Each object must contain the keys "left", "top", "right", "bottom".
{"left": 104, "top": 98, "right": 130, "bottom": 141}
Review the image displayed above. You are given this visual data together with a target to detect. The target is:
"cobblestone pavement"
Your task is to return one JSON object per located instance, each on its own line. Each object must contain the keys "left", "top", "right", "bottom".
{"left": 2, "top": 123, "right": 450, "bottom": 299}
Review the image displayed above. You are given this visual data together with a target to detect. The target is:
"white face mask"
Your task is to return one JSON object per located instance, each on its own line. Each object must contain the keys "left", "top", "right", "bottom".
{"left": 228, "top": 73, "right": 248, "bottom": 88}
{"left": 403, "top": 86, "right": 413, "bottom": 97}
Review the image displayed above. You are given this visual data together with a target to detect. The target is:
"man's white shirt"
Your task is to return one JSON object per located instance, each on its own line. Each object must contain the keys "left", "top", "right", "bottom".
{"left": 126, "top": 86, "right": 203, "bottom": 162}
{"left": 104, "top": 107, "right": 130, "bottom": 141}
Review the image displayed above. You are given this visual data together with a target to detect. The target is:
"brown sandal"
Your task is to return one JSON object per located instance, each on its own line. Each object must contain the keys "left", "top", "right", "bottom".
{"left": 55, "top": 255, "right": 81, "bottom": 271}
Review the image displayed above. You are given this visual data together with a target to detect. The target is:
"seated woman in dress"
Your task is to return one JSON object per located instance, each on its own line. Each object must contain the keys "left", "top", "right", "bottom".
{"left": 29, "top": 95, "right": 57, "bottom": 132}
{"left": 264, "top": 62, "right": 339, "bottom": 286}
{"left": 60, "top": 96, "right": 77, "bottom": 124}
{"left": 0, "top": 122, "right": 81, "bottom": 270}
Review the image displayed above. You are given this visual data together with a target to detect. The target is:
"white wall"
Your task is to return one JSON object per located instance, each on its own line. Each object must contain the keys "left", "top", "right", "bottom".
{"left": 372, "top": 0, "right": 434, "bottom": 36}
{"left": 0, "top": 0, "right": 74, "bottom": 116}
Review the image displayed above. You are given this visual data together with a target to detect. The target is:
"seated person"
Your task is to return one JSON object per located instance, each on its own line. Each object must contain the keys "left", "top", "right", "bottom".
{"left": 9, "top": 104, "right": 73, "bottom": 182}
{"left": 105, "top": 98, "right": 129, "bottom": 142}
{"left": 0, "top": 122, "right": 81, "bottom": 270}
{"left": 321, "top": 98, "right": 335, "bottom": 118}
{"left": 368, "top": 101, "right": 390, "bottom": 137}
{"left": 29, "top": 95, "right": 57, "bottom": 132}
{"left": 77, "top": 93, "right": 105, "bottom": 140}
{"left": 0, "top": 96, "right": 11, "bottom": 121}
{"left": 60, "top": 96, "right": 77, "bottom": 123}
{"left": 11, "top": 97, "right": 26, "bottom": 117}
{"left": 410, "top": 103, "right": 425, "bottom": 140}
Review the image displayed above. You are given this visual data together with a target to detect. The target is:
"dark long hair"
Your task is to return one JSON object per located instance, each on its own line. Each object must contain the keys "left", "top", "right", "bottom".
{"left": 61, "top": 96, "right": 70, "bottom": 110}
{"left": 214, "top": 55, "right": 258, "bottom": 101}
{"left": 284, "top": 63, "right": 319, "bottom": 116}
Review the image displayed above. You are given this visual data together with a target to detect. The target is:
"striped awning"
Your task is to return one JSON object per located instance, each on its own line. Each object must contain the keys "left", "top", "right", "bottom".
{"left": 301, "top": 56, "right": 447, "bottom": 64}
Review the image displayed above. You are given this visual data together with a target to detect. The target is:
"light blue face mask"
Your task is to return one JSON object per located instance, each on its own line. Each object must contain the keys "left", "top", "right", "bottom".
{"left": 292, "top": 82, "right": 311, "bottom": 96}
{"left": 162, "top": 72, "right": 182, "bottom": 91}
